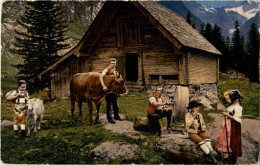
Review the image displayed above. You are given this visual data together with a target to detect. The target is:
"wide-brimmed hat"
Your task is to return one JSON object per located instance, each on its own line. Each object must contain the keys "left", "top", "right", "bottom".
{"left": 187, "top": 100, "right": 202, "bottom": 109}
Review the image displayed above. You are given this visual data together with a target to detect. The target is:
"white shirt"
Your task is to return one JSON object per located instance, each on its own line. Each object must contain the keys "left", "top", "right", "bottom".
{"left": 149, "top": 96, "right": 163, "bottom": 110}
{"left": 226, "top": 102, "right": 243, "bottom": 123}
{"left": 102, "top": 67, "right": 116, "bottom": 76}
{"left": 10, "top": 90, "right": 29, "bottom": 104}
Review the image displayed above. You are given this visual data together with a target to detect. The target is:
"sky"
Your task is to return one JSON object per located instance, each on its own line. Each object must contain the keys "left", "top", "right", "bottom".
{"left": 196, "top": 1, "right": 245, "bottom": 8}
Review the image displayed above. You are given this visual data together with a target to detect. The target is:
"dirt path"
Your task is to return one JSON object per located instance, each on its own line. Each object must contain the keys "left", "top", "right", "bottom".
{"left": 208, "top": 113, "right": 260, "bottom": 164}
{"left": 99, "top": 113, "right": 146, "bottom": 139}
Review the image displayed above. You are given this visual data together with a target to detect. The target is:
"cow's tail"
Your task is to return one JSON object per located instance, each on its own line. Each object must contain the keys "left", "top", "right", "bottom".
{"left": 70, "top": 78, "right": 73, "bottom": 92}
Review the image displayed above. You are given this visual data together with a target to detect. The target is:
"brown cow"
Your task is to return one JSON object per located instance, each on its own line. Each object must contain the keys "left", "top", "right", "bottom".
{"left": 70, "top": 72, "right": 128, "bottom": 124}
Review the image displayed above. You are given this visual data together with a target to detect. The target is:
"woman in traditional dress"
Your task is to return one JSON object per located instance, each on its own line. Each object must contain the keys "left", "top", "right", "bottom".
{"left": 216, "top": 89, "right": 243, "bottom": 163}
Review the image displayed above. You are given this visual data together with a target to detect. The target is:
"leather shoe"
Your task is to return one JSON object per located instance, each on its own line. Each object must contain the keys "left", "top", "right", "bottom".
{"left": 108, "top": 119, "right": 116, "bottom": 124}
{"left": 114, "top": 116, "right": 123, "bottom": 121}
{"left": 114, "top": 114, "right": 123, "bottom": 121}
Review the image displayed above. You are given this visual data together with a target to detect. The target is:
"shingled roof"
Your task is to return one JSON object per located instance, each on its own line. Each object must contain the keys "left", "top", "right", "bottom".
{"left": 137, "top": 1, "right": 221, "bottom": 55}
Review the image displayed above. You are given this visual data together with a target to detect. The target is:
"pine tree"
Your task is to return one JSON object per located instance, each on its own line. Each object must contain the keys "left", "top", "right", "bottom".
{"left": 12, "top": 1, "right": 70, "bottom": 93}
{"left": 200, "top": 24, "right": 204, "bottom": 35}
{"left": 203, "top": 23, "right": 213, "bottom": 43}
{"left": 222, "top": 36, "right": 233, "bottom": 71}
{"left": 186, "top": 10, "right": 192, "bottom": 25}
{"left": 225, "top": 37, "right": 231, "bottom": 49}
{"left": 247, "top": 23, "right": 259, "bottom": 82}
{"left": 211, "top": 24, "right": 228, "bottom": 72}
{"left": 231, "top": 21, "right": 246, "bottom": 77}
{"left": 212, "top": 24, "right": 224, "bottom": 50}
{"left": 192, "top": 23, "right": 196, "bottom": 29}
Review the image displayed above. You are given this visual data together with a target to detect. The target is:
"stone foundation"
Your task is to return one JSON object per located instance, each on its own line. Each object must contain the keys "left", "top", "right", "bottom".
{"left": 145, "top": 83, "right": 219, "bottom": 111}
{"left": 146, "top": 83, "right": 218, "bottom": 100}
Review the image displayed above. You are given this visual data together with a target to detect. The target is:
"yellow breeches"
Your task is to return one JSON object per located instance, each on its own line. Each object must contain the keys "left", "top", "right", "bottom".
{"left": 188, "top": 131, "right": 211, "bottom": 144}
{"left": 13, "top": 116, "right": 26, "bottom": 125}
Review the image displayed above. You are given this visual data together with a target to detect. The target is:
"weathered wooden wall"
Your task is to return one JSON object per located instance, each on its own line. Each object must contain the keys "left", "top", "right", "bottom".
{"left": 142, "top": 21, "right": 179, "bottom": 85}
{"left": 50, "top": 56, "right": 90, "bottom": 99}
{"left": 89, "top": 2, "right": 179, "bottom": 85}
{"left": 187, "top": 51, "right": 218, "bottom": 84}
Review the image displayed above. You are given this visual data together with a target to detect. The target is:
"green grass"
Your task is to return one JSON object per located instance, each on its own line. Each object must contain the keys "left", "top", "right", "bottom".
{"left": 1, "top": 75, "right": 259, "bottom": 163}
{"left": 1, "top": 92, "right": 171, "bottom": 164}
{"left": 218, "top": 77, "right": 259, "bottom": 117}
{"left": 1, "top": 55, "right": 19, "bottom": 95}
{"left": 67, "top": 22, "right": 89, "bottom": 41}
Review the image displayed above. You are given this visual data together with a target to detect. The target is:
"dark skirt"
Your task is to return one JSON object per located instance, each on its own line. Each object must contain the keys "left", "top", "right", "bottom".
{"left": 230, "top": 120, "right": 242, "bottom": 156}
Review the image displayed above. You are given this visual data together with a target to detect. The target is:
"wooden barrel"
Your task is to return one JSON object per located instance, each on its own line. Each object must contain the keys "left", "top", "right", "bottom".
{"left": 173, "top": 86, "right": 189, "bottom": 119}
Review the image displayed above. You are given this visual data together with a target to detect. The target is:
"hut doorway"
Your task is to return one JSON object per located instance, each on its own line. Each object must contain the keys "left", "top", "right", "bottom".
{"left": 125, "top": 53, "right": 138, "bottom": 82}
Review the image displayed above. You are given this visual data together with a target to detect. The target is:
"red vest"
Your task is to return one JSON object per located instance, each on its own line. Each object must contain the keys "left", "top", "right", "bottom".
{"left": 107, "top": 68, "right": 114, "bottom": 75}
{"left": 147, "top": 94, "right": 164, "bottom": 115}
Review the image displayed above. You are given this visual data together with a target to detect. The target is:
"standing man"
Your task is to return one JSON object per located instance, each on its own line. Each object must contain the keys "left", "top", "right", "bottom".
{"left": 147, "top": 86, "right": 172, "bottom": 136}
{"left": 100, "top": 58, "right": 123, "bottom": 124}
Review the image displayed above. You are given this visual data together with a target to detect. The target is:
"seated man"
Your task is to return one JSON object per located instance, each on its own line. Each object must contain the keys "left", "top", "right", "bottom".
{"left": 185, "top": 100, "right": 217, "bottom": 163}
{"left": 147, "top": 86, "right": 172, "bottom": 136}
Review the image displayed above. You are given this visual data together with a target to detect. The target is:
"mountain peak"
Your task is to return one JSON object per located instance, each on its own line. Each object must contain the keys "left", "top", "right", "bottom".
{"left": 225, "top": 1, "right": 258, "bottom": 20}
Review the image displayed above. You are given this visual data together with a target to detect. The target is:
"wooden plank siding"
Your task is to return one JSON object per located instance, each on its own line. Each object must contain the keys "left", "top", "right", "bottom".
{"left": 187, "top": 51, "right": 218, "bottom": 84}
{"left": 88, "top": 6, "right": 180, "bottom": 85}
{"left": 50, "top": 56, "right": 90, "bottom": 99}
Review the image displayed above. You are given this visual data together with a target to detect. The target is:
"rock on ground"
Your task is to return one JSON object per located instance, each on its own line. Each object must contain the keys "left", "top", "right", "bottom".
{"left": 91, "top": 141, "right": 139, "bottom": 162}
{"left": 156, "top": 133, "right": 215, "bottom": 163}
{"left": 156, "top": 113, "right": 259, "bottom": 164}
{"left": 99, "top": 113, "right": 146, "bottom": 139}
{"left": 1, "top": 120, "right": 13, "bottom": 127}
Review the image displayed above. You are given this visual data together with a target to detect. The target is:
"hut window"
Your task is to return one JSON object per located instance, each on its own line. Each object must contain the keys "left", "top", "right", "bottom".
{"left": 149, "top": 74, "right": 179, "bottom": 85}
{"left": 149, "top": 75, "right": 159, "bottom": 84}
{"left": 163, "top": 75, "right": 179, "bottom": 84}
{"left": 117, "top": 18, "right": 143, "bottom": 47}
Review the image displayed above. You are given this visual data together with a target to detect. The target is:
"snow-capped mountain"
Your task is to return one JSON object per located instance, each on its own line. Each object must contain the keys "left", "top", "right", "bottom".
{"left": 199, "top": 4, "right": 217, "bottom": 13}
{"left": 225, "top": 0, "right": 259, "bottom": 19}
{"left": 157, "top": 1, "right": 205, "bottom": 30}
{"left": 181, "top": 0, "right": 259, "bottom": 38}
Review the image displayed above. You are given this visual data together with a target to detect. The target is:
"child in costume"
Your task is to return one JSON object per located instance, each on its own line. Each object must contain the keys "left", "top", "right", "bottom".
{"left": 185, "top": 100, "right": 217, "bottom": 163}
{"left": 6, "top": 80, "right": 29, "bottom": 139}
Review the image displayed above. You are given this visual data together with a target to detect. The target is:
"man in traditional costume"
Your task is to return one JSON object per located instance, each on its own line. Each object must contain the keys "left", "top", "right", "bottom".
{"left": 100, "top": 58, "right": 123, "bottom": 124}
{"left": 147, "top": 86, "right": 172, "bottom": 136}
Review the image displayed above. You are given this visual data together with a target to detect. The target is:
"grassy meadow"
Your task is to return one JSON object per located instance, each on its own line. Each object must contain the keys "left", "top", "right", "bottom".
{"left": 1, "top": 76, "right": 259, "bottom": 163}
{"left": 217, "top": 76, "right": 259, "bottom": 118}
{"left": 1, "top": 92, "right": 171, "bottom": 164}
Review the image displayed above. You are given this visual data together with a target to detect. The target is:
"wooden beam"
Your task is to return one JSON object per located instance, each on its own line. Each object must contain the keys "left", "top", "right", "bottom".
{"left": 217, "top": 58, "right": 219, "bottom": 83}
{"left": 77, "top": 52, "right": 90, "bottom": 57}
{"left": 117, "top": 20, "right": 123, "bottom": 47}
{"left": 114, "top": 13, "right": 143, "bottom": 19}
{"left": 132, "top": 2, "right": 182, "bottom": 50}
{"left": 88, "top": 6, "right": 120, "bottom": 53}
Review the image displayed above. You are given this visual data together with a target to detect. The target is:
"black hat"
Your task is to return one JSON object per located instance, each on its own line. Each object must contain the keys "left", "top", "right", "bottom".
{"left": 228, "top": 89, "right": 243, "bottom": 103}
{"left": 18, "top": 80, "right": 26, "bottom": 87}
{"left": 187, "top": 100, "right": 202, "bottom": 109}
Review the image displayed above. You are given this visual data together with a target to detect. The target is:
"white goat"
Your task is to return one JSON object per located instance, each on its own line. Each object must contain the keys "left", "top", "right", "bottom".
{"left": 26, "top": 98, "right": 44, "bottom": 135}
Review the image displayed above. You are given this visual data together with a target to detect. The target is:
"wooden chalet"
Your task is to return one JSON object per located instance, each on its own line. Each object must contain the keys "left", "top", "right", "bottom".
{"left": 39, "top": 1, "right": 221, "bottom": 99}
